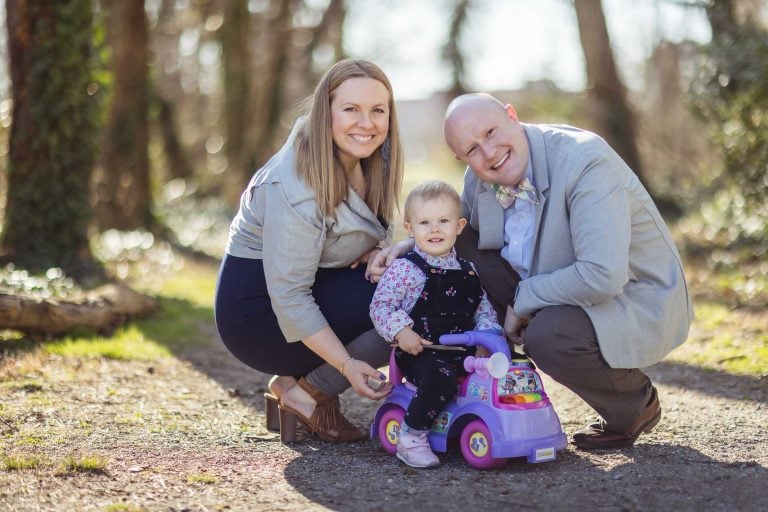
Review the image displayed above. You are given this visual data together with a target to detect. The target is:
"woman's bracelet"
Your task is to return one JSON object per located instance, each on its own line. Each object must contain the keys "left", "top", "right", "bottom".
{"left": 339, "top": 355, "right": 354, "bottom": 376}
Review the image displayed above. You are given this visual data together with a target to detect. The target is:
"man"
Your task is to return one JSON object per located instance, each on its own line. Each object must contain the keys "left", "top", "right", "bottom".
{"left": 374, "top": 93, "right": 693, "bottom": 449}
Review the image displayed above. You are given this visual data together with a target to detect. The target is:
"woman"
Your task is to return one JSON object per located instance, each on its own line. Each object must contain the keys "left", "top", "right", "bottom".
{"left": 215, "top": 59, "right": 403, "bottom": 442}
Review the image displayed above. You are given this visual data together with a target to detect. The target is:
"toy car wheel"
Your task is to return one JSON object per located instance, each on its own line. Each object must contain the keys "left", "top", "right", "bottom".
{"left": 459, "top": 419, "right": 506, "bottom": 469}
{"left": 377, "top": 406, "right": 405, "bottom": 455}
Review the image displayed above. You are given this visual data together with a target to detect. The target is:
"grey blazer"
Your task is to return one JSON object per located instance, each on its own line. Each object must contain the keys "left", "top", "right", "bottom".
{"left": 226, "top": 121, "right": 388, "bottom": 341}
{"left": 461, "top": 123, "right": 694, "bottom": 368}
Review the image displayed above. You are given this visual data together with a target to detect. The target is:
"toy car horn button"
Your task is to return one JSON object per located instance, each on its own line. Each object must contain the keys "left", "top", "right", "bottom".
{"left": 464, "top": 352, "right": 509, "bottom": 379}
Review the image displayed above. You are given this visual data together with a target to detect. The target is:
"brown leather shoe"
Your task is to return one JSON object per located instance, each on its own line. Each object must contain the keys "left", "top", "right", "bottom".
{"left": 278, "top": 377, "right": 367, "bottom": 443}
{"left": 572, "top": 388, "right": 661, "bottom": 450}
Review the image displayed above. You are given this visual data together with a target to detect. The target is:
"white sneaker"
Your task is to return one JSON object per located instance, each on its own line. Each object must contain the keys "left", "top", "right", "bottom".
{"left": 396, "top": 430, "right": 440, "bottom": 468}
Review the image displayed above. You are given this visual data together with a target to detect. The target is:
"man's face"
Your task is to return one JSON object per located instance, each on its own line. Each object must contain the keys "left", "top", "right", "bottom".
{"left": 444, "top": 101, "right": 529, "bottom": 187}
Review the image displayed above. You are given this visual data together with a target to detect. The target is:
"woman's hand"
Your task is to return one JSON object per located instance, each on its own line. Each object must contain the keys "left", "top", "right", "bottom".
{"left": 343, "top": 358, "right": 393, "bottom": 399}
{"left": 366, "top": 239, "right": 415, "bottom": 283}
{"left": 350, "top": 247, "right": 380, "bottom": 271}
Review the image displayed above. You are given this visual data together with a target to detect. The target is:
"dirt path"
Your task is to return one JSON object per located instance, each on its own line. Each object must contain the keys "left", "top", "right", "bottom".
{"left": 1, "top": 326, "right": 766, "bottom": 512}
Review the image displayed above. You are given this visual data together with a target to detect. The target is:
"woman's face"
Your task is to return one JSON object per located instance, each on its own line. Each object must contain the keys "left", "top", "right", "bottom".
{"left": 330, "top": 77, "right": 390, "bottom": 172}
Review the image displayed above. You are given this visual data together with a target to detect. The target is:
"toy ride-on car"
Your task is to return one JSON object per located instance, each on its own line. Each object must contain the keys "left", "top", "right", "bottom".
{"left": 370, "top": 330, "right": 567, "bottom": 469}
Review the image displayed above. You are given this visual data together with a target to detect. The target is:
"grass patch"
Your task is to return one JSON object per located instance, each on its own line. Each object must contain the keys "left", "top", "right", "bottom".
{"left": 104, "top": 505, "right": 145, "bottom": 512}
{"left": 2, "top": 455, "right": 41, "bottom": 470}
{"left": 156, "top": 263, "right": 217, "bottom": 308}
{"left": 45, "top": 325, "right": 173, "bottom": 361}
{"left": 41, "top": 260, "right": 217, "bottom": 361}
{"left": 16, "top": 435, "right": 44, "bottom": 446}
{"left": 692, "top": 302, "right": 734, "bottom": 331}
{"left": 186, "top": 473, "right": 217, "bottom": 484}
{"left": 117, "top": 412, "right": 145, "bottom": 425}
{"left": 8, "top": 379, "right": 44, "bottom": 393}
{"left": 56, "top": 455, "right": 107, "bottom": 475}
{"left": 134, "top": 295, "right": 213, "bottom": 353}
{"left": 666, "top": 300, "right": 768, "bottom": 376}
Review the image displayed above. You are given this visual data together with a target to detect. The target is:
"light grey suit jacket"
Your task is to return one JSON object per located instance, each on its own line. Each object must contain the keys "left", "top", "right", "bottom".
{"left": 461, "top": 123, "right": 694, "bottom": 368}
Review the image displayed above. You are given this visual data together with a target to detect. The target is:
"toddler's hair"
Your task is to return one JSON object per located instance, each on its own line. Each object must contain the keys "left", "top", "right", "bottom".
{"left": 404, "top": 180, "right": 462, "bottom": 222}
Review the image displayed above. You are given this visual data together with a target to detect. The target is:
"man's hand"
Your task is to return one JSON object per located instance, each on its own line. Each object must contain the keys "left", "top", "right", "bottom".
{"left": 350, "top": 247, "right": 380, "bottom": 271}
{"left": 366, "top": 239, "right": 415, "bottom": 283}
{"left": 394, "top": 327, "right": 432, "bottom": 355}
{"left": 504, "top": 304, "right": 529, "bottom": 345}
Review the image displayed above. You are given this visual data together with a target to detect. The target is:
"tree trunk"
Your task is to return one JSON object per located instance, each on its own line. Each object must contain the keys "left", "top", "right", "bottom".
{"left": 443, "top": 0, "right": 471, "bottom": 98}
{"left": 574, "top": 0, "right": 647, "bottom": 188}
{"left": 0, "top": 284, "right": 159, "bottom": 336}
{"left": 249, "top": 0, "right": 293, "bottom": 176}
{"left": 156, "top": 96, "right": 194, "bottom": 181}
{"left": 220, "top": 0, "right": 253, "bottom": 198}
{"left": 1, "top": 0, "right": 101, "bottom": 280}
{"left": 153, "top": 0, "right": 193, "bottom": 182}
{"left": 93, "top": 0, "right": 152, "bottom": 231}
{"left": 303, "top": 0, "right": 347, "bottom": 84}
{"left": 706, "top": 0, "right": 738, "bottom": 40}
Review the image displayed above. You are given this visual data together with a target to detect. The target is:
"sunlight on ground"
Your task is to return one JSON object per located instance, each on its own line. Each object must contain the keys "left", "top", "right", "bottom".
{"left": 40, "top": 260, "right": 218, "bottom": 362}
{"left": 154, "top": 261, "right": 217, "bottom": 308}
{"left": 665, "top": 301, "right": 768, "bottom": 376}
{"left": 45, "top": 325, "right": 173, "bottom": 360}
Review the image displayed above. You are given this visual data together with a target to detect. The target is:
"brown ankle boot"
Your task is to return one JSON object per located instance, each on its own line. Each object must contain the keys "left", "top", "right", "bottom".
{"left": 279, "top": 377, "right": 367, "bottom": 443}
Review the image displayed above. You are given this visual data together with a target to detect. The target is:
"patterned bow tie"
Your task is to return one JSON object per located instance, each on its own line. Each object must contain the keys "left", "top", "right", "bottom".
{"left": 493, "top": 177, "right": 539, "bottom": 208}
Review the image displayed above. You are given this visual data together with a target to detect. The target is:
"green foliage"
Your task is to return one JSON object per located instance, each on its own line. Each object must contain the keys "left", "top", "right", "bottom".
{"left": 44, "top": 325, "right": 174, "bottom": 361}
{"left": 57, "top": 455, "right": 107, "bottom": 475}
{"left": 16, "top": 436, "right": 44, "bottom": 446}
{"left": 186, "top": 473, "right": 217, "bottom": 484}
{"left": 689, "top": 20, "right": 768, "bottom": 236}
{"left": 104, "top": 505, "right": 144, "bottom": 512}
{"left": 2, "top": 455, "right": 41, "bottom": 471}
{"left": 667, "top": 301, "right": 768, "bottom": 377}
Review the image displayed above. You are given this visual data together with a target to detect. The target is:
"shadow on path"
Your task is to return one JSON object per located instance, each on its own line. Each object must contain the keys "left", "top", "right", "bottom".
{"left": 168, "top": 328, "right": 768, "bottom": 512}
{"left": 280, "top": 441, "right": 767, "bottom": 511}
{"left": 645, "top": 360, "right": 767, "bottom": 404}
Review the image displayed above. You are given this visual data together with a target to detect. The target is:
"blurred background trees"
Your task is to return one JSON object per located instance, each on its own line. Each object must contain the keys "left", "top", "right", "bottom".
{"left": 0, "top": 0, "right": 766, "bottom": 290}
{"left": 574, "top": 0, "right": 645, "bottom": 190}
{"left": 94, "top": 0, "right": 152, "bottom": 232}
{"left": 687, "top": 0, "right": 768, "bottom": 246}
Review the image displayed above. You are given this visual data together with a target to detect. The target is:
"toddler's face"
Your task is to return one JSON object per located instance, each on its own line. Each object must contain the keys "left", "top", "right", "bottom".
{"left": 405, "top": 196, "right": 467, "bottom": 258}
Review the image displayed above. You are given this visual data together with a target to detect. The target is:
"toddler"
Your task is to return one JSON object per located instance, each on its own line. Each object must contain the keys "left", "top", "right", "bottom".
{"left": 370, "top": 180, "right": 501, "bottom": 468}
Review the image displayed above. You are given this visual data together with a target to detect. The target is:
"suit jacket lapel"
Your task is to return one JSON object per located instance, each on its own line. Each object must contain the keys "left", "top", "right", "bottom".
{"left": 523, "top": 124, "right": 549, "bottom": 274}
{"left": 477, "top": 185, "right": 504, "bottom": 249}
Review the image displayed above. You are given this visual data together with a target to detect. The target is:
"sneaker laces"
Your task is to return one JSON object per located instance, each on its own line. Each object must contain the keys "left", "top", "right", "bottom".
{"left": 401, "top": 430, "right": 430, "bottom": 448}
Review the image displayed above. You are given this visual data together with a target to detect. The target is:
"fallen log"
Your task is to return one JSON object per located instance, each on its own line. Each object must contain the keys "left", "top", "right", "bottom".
{"left": 0, "top": 283, "right": 159, "bottom": 335}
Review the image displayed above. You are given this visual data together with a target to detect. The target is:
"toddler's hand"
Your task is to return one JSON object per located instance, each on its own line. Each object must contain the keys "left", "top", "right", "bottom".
{"left": 395, "top": 327, "right": 432, "bottom": 355}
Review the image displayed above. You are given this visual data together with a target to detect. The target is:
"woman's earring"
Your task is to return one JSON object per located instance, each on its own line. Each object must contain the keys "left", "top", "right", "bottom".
{"left": 381, "top": 138, "right": 391, "bottom": 172}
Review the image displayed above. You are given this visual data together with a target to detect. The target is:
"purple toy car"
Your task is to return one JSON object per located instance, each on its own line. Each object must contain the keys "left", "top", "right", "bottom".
{"left": 370, "top": 330, "right": 567, "bottom": 469}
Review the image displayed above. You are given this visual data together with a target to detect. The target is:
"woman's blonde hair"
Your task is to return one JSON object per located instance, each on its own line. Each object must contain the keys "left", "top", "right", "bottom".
{"left": 294, "top": 59, "right": 403, "bottom": 221}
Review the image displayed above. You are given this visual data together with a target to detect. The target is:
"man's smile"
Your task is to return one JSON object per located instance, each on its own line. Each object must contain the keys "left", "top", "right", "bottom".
{"left": 492, "top": 151, "right": 509, "bottom": 170}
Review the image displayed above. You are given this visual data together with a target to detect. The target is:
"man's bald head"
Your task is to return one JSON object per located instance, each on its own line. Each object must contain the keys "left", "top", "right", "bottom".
{"left": 442, "top": 93, "right": 529, "bottom": 188}
{"left": 444, "top": 94, "right": 507, "bottom": 138}
{"left": 444, "top": 93, "right": 506, "bottom": 124}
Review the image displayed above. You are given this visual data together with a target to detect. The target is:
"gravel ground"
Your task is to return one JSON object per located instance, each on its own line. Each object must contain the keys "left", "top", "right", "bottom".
{"left": 1, "top": 323, "right": 766, "bottom": 512}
